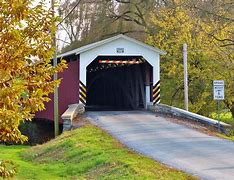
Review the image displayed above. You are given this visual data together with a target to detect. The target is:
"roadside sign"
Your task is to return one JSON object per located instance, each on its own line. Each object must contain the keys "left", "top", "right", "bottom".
{"left": 213, "top": 80, "right": 224, "bottom": 132}
{"left": 213, "top": 80, "right": 224, "bottom": 100}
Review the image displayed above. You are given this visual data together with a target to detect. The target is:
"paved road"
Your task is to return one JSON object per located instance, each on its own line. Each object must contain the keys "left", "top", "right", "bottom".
{"left": 86, "top": 111, "right": 234, "bottom": 180}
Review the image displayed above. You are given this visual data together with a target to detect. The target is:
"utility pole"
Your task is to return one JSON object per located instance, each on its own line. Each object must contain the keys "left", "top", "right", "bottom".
{"left": 183, "top": 43, "right": 188, "bottom": 111}
{"left": 51, "top": 0, "right": 59, "bottom": 137}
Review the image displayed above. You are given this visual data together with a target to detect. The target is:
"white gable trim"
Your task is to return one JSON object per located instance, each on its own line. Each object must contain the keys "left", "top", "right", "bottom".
{"left": 57, "top": 34, "right": 166, "bottom": 58}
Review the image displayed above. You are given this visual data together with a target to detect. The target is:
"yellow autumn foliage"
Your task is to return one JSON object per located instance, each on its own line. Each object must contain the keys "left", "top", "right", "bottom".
{"left": 0, "top": 1, "right": 66, "bottom": 143}
{"left": 0, "top": 0, "right": 67, "bottom": 178}
{"left": 146, "top": 4, "right": 234, "bottom": 116}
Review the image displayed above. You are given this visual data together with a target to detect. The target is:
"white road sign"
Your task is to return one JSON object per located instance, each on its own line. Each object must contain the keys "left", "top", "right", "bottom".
{"left": 213, "top": 80, "right": 224, "bottom": 100}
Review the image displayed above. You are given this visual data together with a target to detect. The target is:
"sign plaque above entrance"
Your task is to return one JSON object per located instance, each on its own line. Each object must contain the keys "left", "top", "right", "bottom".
{"left": 116, "top": 48, "right": 124, "bottom": 53}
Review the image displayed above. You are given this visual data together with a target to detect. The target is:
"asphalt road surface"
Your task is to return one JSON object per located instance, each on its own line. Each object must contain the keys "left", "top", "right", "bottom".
{"left": 86, "top": 111, "right": 234, "bottom": 180}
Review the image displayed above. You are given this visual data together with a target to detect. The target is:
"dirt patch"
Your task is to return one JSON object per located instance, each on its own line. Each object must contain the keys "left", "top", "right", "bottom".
{"left": 72, "top": 115, "right": 90, "bottom": 129}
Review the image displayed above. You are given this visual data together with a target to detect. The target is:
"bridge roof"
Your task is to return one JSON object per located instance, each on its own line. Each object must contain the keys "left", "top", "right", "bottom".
{"left": 57, "top": 34, "right": 166, "bottom": 58}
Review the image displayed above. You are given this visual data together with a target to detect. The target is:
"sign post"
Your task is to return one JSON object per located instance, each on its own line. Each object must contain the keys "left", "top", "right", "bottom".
{"left": 213, "top": 80, "right": 225, "bottom": 132}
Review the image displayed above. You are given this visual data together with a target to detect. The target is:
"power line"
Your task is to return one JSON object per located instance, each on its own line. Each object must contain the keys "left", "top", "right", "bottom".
{"left": 57, "top": 0, "right": 82, "bottom": 26}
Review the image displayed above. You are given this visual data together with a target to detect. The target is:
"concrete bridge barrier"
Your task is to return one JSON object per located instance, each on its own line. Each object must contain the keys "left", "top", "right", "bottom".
{"left": 61, "top": 103, "right": 85, "bottom": 131}
{"left": 148, "top": 103, "right": 231, "bottom": 133}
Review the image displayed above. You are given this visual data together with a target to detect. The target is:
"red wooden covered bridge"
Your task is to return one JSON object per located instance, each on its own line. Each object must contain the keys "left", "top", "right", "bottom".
{"left": 35, "top": 34, "right": 166, "bottom": 122}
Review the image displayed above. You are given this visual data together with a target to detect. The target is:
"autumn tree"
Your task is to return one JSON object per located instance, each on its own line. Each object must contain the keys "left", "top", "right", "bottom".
{"left": 185, "top": 0, "right": 234, "bottom": 117}
{"left": 146, "top": 2, "right": 234, "bottom": 117}
{"left": 0, "top": 0, "right": 66, "bottom": 178}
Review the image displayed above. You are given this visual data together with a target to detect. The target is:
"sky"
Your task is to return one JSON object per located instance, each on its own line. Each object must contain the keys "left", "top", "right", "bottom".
{"left": 33, "top": 0, "right": 68, "bottom": 50}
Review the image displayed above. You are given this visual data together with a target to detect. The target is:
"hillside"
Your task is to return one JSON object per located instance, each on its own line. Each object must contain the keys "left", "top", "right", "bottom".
{"left": 1, "top": 125, "right": 197, "bottom": 179}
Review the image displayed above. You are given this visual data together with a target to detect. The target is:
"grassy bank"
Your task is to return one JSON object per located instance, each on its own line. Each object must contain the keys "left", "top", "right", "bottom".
{"left": 209, "top": 112, "right": 234, "bottom": 141}
{"left": 210, "top": 112, "right": 234, "bottom": 125}
{"left": 0, "top": 125, "right": 196, "bottom": 180}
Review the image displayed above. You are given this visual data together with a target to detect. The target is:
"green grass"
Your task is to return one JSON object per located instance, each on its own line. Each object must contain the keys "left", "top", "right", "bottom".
{"left": 217, "top": 133, "right": 234, "bottom": 141}
{"left": 209, "top": 112, "right": 234, "bottom": 141}
{"left": 0, "top": 125, "right": 197, "bottom": 180}
{"left": 210, "top": 111, "right": 234, "bottom": 125}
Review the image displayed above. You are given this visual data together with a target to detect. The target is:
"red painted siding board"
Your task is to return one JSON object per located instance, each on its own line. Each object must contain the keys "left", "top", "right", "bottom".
{"left": 35, "top": 59, "right": 79, "bottom": 122}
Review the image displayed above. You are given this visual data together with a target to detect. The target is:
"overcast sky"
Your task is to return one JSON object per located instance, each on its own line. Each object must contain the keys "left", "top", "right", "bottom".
{"left": 33, "top": 0, "right": 67, "bottom": 50}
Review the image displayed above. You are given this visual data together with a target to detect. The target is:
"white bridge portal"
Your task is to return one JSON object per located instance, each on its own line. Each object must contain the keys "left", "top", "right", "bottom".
{"left": 58, "top": 34, "right": 166, "bottom": 110}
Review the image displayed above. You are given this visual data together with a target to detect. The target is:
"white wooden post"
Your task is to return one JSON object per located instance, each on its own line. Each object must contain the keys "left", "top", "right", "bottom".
{"left": 183, "top": 43, "right": 188, "bottom": 111}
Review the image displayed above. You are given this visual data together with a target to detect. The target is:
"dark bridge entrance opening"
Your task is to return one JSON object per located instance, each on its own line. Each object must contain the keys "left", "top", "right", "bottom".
{"left": 86, "top": 56, "right": 152, "bottom": 111}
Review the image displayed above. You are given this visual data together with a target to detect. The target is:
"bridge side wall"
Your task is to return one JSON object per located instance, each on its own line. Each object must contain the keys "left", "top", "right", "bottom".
{"left": 35, "top": 59, "right": 79, "bottom": 122}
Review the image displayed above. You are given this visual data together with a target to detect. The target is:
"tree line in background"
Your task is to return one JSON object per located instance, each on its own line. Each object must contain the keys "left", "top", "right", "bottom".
{"left": 59, "top": 0, "right": 234, "bottom": 119}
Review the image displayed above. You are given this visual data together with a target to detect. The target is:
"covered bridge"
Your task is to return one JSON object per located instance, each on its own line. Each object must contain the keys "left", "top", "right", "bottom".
{"left": 35, "top": 34, "right": 166, "bottom": 122}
